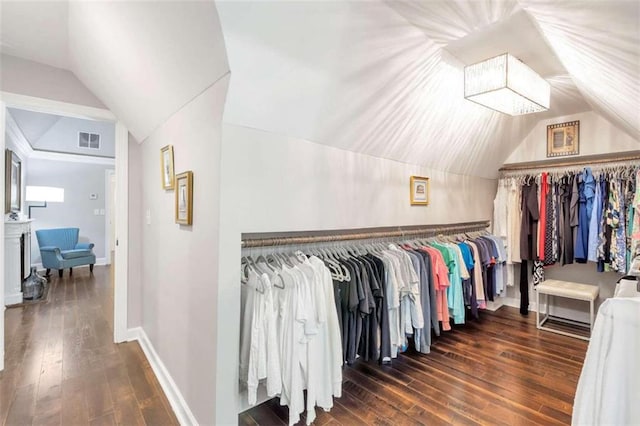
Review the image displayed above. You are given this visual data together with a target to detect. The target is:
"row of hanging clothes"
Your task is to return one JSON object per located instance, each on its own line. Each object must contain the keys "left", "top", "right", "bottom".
{"left": 493, "top": 162, "right": 640, "bottom": 314}
{"left": 239, "top": 227, "right": 505, "bottom": 425}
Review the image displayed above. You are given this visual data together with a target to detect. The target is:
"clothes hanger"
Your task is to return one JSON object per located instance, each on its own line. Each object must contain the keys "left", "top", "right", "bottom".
{"left": 255, "top": 255, "right": 276, "bottom": 272}
{"left": 271, "top": 273, "right": 285, "bottom": 289}
{"left": 266, "top": 253, "right": 282, "bottom": 269}
{"left": 241, "top": 257, "right": 251, "bottom": 284}
{"left": 326, "top": 244, "right": 338, "bottom": 260}
{"left": 276, "top": 252, "right": 294, "bottom": 267}
{"left": 241, "top": 256, "right": 265, "bottom": 293}
{"left": 320, "top": 245, "right": 345, "bottom": 281}
{"left": 255, "top": 253, "right": 286, "bottom": 289}
{"left": 294, "top": 250, "right": 307, "bottom": 263}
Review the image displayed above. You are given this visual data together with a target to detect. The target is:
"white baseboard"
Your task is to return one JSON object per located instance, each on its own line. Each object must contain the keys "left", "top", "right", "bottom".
{"left": 484, "top": 299, "right": 504, "bottom": 312}
{"left": 499, "top": 296, "right": 539, "bottom": 313}
{"left": 127, "top": 327, "right": 198, "bottom": 426}
{"left": 32, "top": 257, "right": 108, "bottom": 272}
{"left": 4, "top": 291, "right": 23, "bottom": 305}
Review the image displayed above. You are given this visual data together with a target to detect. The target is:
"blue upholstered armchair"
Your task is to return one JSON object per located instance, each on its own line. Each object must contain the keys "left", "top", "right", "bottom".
{"left": 35, "top": 228, "right": 96, "bottom": 277}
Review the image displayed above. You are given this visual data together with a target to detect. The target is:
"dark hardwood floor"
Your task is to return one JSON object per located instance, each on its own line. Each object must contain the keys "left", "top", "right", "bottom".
{"left": 239, "top": 306, "right": 588, "bottom": 426}
{"left": 1, "top": 265, "right": 178, "bottom": 426}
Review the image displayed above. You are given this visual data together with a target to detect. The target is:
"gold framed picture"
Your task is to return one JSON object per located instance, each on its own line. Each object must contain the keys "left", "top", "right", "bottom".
{"left": 547, "top": 121, "right": 579, "bottom": 157}
{"left": 410, "top": 175, "right": 429, "bottom": 205}
{"left": 175, "top": 171, "right": 193, "bottom": 225}
{"left": 160, "top": 145, "right": 175, "bottom": 189}
{"left": 5, "top": 149, "right": 21, "bottom": 213}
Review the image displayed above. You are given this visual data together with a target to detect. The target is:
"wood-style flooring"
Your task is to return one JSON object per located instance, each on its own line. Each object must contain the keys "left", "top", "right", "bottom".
{"left": 1, "top": 266, "right": 178, "bottom": 426}
{"left": 239, "top": 306, "right": 588, "bottom": 426}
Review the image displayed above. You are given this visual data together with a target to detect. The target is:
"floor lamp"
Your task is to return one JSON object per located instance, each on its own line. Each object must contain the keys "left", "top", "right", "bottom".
{"left": 25, "top": 186, "right": 65, "bottom": 218}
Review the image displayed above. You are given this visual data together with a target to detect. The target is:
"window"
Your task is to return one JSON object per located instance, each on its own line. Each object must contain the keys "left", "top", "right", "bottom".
{"left": 79, "top": 132, "right": 100, "bottom": 149}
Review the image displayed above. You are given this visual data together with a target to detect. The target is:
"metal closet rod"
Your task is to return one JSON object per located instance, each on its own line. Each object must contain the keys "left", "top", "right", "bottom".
{"left": 499, "top": 151, "right": 640, "bottom": 172}
{"left": 241, "top": 220, "right": 491, "bottom": 248}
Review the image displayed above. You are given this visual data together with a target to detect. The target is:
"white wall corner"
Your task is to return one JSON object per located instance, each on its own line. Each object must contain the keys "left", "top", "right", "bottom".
{"left": 5, "top": 110, "right": 34, "bottom": 159}
{"left": 127, "top": 327, "right": 199, "bottom": 426}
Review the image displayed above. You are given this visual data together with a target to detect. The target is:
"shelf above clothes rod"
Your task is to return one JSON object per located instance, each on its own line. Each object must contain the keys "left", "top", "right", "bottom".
{"left": 500, "top": 151, "right": 640, "bottom": 172}
{"left": 241, "top": 220, "right": 491, "bottom": 248}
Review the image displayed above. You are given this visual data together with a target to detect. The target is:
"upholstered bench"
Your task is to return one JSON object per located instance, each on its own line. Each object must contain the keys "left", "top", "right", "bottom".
{"left": 535, "top": 279, "right": 599, "bottom": 341}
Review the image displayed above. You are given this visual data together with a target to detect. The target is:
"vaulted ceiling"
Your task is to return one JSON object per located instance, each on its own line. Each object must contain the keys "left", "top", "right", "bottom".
{"left": 1, "top": 0, "right": 638, "bottom": 178}
{"left": 217, "top": 0, "right": 639, "bottom": 178}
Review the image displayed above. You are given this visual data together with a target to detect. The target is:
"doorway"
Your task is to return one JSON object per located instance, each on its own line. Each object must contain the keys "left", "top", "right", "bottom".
{"left": 0, "top": 93, "right": 129, "bottom": 372}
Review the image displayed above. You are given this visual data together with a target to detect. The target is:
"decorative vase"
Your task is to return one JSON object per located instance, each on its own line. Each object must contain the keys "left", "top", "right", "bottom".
{"left": 22, "top": 267, "right": 46, "bottom": 300}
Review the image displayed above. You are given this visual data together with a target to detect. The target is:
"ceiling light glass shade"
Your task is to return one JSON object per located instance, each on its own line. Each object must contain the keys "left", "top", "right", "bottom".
{"left": 464, "top": 53, "right": 550, "bottom": 116}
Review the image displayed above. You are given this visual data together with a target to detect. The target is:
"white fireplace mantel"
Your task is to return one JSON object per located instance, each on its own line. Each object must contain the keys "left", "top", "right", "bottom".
{"left": 4, "top": 218, "right": 33, "bottom": 305}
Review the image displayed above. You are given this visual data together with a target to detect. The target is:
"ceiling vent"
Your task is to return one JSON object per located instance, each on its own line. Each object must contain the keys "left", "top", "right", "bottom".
{"left": 78, "top": 132, "right": 100, "bottom": 149}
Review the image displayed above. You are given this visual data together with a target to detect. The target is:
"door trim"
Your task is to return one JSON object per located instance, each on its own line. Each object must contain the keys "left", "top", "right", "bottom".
{"left": 113, "top": 121, "right": 128, "bottom": 343}
{"left": 105, "top": 169, "right": 116, "bottom": 265}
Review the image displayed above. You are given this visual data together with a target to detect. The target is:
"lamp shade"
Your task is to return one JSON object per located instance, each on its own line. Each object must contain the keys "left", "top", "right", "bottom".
{"left": 464, "top": 53, "right": 550, "bottom": 116}
{"left": 25, "top": 186, "right": 65, "bottom": 202}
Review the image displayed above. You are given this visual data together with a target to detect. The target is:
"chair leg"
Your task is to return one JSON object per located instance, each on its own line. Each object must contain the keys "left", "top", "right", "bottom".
{"left": 90, "top": 264, "right": 94, "bottom": 274}
{"left": 58, "top": 269, "right": 63, "bottom": 278}
{"left": 70, "top": 267, "right": 73, "bottom": 276}
{"left": 46, "top": 268, "right": 51, "bottom": 277}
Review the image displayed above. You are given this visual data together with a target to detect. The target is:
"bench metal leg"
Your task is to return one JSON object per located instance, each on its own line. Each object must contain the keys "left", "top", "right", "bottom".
{"left": 590, "top": 299, "right": 594, "bottom": 333}
{"left": 536, "top": 289, "right": 540, "bottom": 328}
{"left": 536, "top": 291, "right": 593, "bottom": 341}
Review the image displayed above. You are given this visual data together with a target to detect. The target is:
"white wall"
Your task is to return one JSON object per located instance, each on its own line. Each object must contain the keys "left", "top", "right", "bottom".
{"left": 505, "top": 111, "right": 640, "bottom": 163}
{"left": 215, "top": 123, "right": 497, "bottom": 423}
{"left": 26, "top": 158, "right": 113, "bottom": 264}
{"left": 136, "top": 76, "right": 229, "bottom": 425}
{"left": 0, "top": 54, "right": 105, "bottom": 109}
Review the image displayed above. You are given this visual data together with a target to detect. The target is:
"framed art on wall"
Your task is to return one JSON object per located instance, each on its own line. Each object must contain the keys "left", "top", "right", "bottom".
{"left": 410, "top": 175, "right": 429, "bottom": 205}
{"left": 547, "top": 121, "right": 579, "bottom": 157}
{"left": 5, "top": 149, "right": 21, "bottom": 213}
{"left": 175, "top": 171, "right": 193, "bottom": 225}
{"left": 160, "top": 145, "right": 175, "bottom": 189}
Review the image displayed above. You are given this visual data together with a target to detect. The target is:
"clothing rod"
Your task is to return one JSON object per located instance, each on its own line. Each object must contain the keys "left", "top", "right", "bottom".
{"left": 499, "top": 151, "right": 640, "bottom": 172}
{"left": 241, "top": 220, "right": 490, "bottom": 248}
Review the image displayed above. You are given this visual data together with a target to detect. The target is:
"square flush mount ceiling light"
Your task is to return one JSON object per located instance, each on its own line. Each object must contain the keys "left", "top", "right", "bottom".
{"left": 464, "top": 53, "right": 550, "bottom": 116}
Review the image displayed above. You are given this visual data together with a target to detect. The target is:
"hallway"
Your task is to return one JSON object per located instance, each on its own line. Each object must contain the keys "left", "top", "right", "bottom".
{"left": 1, "top": 266, "right": 178, "bottom": 425}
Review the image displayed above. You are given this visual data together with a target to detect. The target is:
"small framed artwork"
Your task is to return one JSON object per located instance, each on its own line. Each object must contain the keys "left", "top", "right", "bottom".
{"left": 5, "top": 149, "right": 22, "bottom": 213}
{"left": 175, "top": 171, "right": 193, "bottom": 225}
{"left": 160, "top": 145, "right": 175, "bottom": 190}
{"left": 547, "top": 121, "right": 579, "bottom": 157}
{"left": 410, "top": 175, "right": 429, "bottom": 205}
